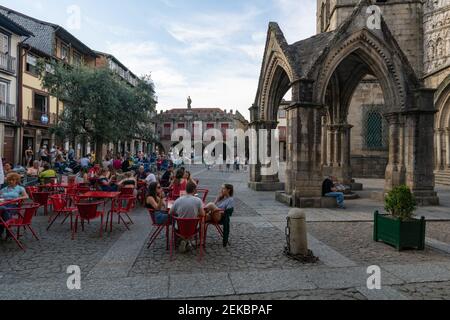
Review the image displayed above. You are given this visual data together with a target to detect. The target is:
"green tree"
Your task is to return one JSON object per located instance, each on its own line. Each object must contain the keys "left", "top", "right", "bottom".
{"left": 37, "top": 60, "right": 157, "bottom": 161}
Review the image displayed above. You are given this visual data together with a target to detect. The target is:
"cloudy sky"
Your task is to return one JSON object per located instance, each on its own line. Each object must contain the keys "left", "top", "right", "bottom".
{"left": 2, "top": 0, "right": 317, "bottom": 119}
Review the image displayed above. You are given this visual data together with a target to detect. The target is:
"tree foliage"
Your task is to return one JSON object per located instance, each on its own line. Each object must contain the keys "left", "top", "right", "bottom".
{"left": 37, "top": 60, "right": 157, "bottom": 153}
{"left": 385, "top": 185, "right": 417, "bottom": 221}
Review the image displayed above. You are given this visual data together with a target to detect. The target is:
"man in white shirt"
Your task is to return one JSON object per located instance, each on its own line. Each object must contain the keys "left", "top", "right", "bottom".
{"left": 80, "top": 156, "right": 90, "bottom": 169}
{"left": 145, "top": 172, "right": 157, "bottom": 185}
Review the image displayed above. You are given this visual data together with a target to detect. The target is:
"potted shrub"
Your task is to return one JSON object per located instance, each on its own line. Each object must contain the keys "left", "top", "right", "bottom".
{"left": 374, "top": 185, "right": 426, "bottom": 251}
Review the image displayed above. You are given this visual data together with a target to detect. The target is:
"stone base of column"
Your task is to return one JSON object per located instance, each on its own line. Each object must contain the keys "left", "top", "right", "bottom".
{"left": 351, "top": 182, "right": 364, "bottom": 191}
{"left": 371, "top": 190, "right": 440, "bottom": 206}
{"left": 275, "top": 192, "right": 338, "bottom": 208}
{"left": 248, "top": 181, "right": 285, "bottom": 192}
{"left": 413, "top": 190, "right": 440, "bottom": 206}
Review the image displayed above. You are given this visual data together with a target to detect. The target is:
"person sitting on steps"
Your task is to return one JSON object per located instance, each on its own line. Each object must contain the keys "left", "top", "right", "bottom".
{"left": 322, "top": 176, "right": 346, "bottom": 209}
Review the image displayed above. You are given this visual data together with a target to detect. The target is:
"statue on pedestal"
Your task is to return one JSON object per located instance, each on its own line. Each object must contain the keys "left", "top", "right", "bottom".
{"left": 187, "top": 96, "right": 192, "bottom": 109}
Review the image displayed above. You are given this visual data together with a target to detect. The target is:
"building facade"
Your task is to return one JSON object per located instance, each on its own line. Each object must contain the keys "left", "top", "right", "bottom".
{"left": 0, "top": 5, "right": 155, "bottom": 164}
{"left": 0, "top": 5, "right": 97, "bottom": 165}
{"left": 0, "top": 14, "right": 31, "bottom": 164}
{"left": 154, "top": 103, "right": 249, "bottom": 160}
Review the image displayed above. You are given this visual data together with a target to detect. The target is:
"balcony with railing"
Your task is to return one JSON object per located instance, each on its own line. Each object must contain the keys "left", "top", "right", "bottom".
{"left": 26, "top": 108, "right": 57, "bottom": 126}
{"left": 0, "top": 102, "right": 17, "bottom": 122}
{"left": 0, "top": 52, "right": 16, "bottom": 74}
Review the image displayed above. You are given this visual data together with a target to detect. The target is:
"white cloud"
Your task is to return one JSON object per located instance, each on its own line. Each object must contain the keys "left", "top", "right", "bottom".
{"left": 104, "top": 41, "right": 188, "bottom": 100}
{"left": 273, "top": 0, "right": 317, "bottom": 43}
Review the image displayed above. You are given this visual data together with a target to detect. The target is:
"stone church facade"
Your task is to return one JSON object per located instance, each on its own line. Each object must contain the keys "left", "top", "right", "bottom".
{"left": 249, "top": 0, "right": 450, "bottom": 207}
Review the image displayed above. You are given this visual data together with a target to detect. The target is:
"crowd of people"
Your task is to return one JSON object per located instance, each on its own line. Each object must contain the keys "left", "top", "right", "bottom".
{"left": 1, "top": 147, "right": 236, "bottom": 248}
{"left": 145, "top": 165, "right": 235, "bottom": 252}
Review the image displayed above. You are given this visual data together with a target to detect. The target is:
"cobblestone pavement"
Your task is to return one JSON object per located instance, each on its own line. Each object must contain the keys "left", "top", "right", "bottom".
{"left": 1, "top": 166, "right": 450, "bottom": 300}
{"left": 0, "top": 213, "right": 125, "bottom": 286}
{"left": 393, "top": 281, "right": 450, "bottom": 300}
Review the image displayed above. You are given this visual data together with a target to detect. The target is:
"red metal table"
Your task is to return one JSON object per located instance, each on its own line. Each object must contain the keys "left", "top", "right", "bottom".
{"left": 78, "top": 192, "right": 122, "bottom": 232}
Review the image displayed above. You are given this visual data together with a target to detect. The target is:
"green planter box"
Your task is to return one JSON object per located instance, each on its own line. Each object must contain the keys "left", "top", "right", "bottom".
{"left": 373, "top": 211, "right": 426, "bottom": 251}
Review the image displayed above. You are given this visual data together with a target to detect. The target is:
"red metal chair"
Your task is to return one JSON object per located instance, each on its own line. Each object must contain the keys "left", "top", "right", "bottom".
{"left": 76, "top": 186, "right": 91, "bottom": 194}
{"left": 204, "top": 208, "right": 234, "bottom": 248}
{"left": 0, "top": 203, "right": 41, "bottom": 251}
{"left": 162, "top": 187, "right": 173, "bottom": 199}
{"left": 48, "top": 194, "right": 78, "bottom": 231}
{"left": 31, "top": 191, "right": 52, "bottom": 216}
{"left": 196, "top": 189, "right": 209, "bottom": 203}
{"left": 137, "top": 182, "right": 147, "bottom": 205}
{"left": 26, "top": 186, "right": 38, "bottom": 197}
{"left": 171, "top": 216, "right": 203, "bottom": 261}
{"left": 72, "top": 201, "right": 105, "bottom": 240}
{"left": 107, "top": 195, "right": 136, "bottom": 232}
{"left": 147, "top": 209, "right": 170, "bottom": 250}
{"left": 119, "top": 187, "right": 135, "bottom": 196}
{"left": 77, "top": 182, "right": 90, "bottom": 188}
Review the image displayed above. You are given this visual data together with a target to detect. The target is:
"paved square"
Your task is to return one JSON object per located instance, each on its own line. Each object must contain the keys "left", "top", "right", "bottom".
{"left": 1, "top": 167, "right": 450, "bottom": 300}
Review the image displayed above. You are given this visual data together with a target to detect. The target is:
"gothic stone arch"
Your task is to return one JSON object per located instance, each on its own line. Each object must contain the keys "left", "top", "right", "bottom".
{"left": 251, "top": 7, "right": 439, "bottom": 206}
{"left": 435, "top": 74, "right": 450, "bottom": 172}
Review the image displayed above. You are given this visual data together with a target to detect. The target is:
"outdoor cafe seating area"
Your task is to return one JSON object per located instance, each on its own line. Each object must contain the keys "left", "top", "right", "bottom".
{"left": 0, "top": 175, "right": 233, "bottom": 261}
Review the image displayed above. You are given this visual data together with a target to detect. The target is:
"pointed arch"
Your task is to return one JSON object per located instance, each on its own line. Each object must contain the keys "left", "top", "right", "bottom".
{"left": 258, "top": 51, "right": 295, "bottom": 121}
{"left": 311, "top": 29, "right": 419, "bottom": 113}
{"left": 436, "top": 74, "right": 450, "bottom": 130}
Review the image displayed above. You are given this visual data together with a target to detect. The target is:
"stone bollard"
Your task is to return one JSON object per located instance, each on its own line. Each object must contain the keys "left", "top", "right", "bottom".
{"left": 286, "top": 209, "right": 308, "bottom": 256}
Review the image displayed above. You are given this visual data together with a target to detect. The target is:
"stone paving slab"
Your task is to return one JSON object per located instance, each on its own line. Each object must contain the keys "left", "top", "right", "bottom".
{"left": 426, "top": 238, "right": 450, "bottom": 254}
{"left": 382, "top": 263, "right": 450, "bottom": 283}
{"left": 229, "top": 269, "right": 316, "bottom": 295}
{"left": 304, "top": 267, "right": 404, "bottom": 290}
{"left": 169, "top": 272, "right": 235, "bottom": 299}
{"left": 307, "top": 234, "right": 357, "bottom": 268}
{"left": 0, "top": 276, "right": 169, "bottom": 300}
{"left": 356, "top": 286, "right": 409, "bottom": 300}
{"left": 87, "top": 214, "right": 150, "bottom": 280}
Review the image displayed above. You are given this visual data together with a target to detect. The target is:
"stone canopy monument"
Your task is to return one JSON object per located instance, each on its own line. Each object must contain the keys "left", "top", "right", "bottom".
{"left": 249, "top": 0, "right": 450, "bottom": 207}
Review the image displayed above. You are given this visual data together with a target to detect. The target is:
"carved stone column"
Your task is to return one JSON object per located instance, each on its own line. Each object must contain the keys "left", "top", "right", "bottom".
{"left": 403, "top": 89, "right": 439, "bottom": 206}
{"left": 384, "top": 113, "right": 406, "bottom": 191}
{"left": 340, "top": 124, "right": 353, "bottom": 185}
{"left": 248, "top": 121, "right": 262, "bottom": 186}
{"left": 435, "top": 129, "right": 444, "bottom": 171}
{"left": 248, "top": 121, "right": 285, "bottom": 191}
{"left": 445, "top": 128, "right": 450, "bottom": 169}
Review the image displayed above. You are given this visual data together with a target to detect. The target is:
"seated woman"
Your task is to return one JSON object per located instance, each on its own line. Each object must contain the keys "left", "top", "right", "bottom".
{"left": 27, "top": 161, "right": 43, "bottom": 178}
{"left": 205, "top": 184, "right": 234, "bottom": 223}
{"left": 54, "top": 154, "right": 67, "bottom": 174}
{"left": 146, "top": 182, "right": 168, "bottom": 225}
{"left": 75, "top": 167, "right": 89, "bottom": 184}
{"left": 168, "top": 170, "right": 185, "bottom": 199}
{"left": 118, "top": 172, "right": 137, "bottom": 195}
{"left": 183, "top": 171, "right": 196, "bottom": 186}
{"left": 97, "top": 169, "right": 118, "bottom": 192}
{"left": 0, "top": 173, "right": 29, "bottom": 240}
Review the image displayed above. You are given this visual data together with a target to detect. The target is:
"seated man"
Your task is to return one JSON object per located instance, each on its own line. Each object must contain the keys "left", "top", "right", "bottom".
{"left": 322, "top": 176, "right": 346, "bottom": 209}
{"left": 169, "top": 181, "right": 205, "bottom": 253}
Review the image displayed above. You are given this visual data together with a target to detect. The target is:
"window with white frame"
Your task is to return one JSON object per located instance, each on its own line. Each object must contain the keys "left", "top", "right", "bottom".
{"left": 26, "top": 54, "right": 38, "bottom": 75}
{"left": 61, "top": 43, "right": 69, "bottom": 62}
{"left": 73, "top": 51, "right": 82, "bottom": 66}
{"left": 0, "top": 33, "right": 9, "bottom": 54}
{"left": 0, "top": 80, "right": 9, "bottom": 104}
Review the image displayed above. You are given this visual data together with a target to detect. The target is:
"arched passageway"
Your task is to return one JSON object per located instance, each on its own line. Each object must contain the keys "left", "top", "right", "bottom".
{"left": 250, "top": 3, "right": 438, "bottom": 207}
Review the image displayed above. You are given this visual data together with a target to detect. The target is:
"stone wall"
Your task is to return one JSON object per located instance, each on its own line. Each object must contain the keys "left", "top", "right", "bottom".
{"left": 423, "top": 0, "right": 450, "bottom": 90}
{"left": 351, "top": 155, "right": 388, "bottom": 178}
{"left": 347, "top": 77, "right": 388, "bottom": 178}
{"left": 319, "top": 0, "right": 425, "bottom": 77}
